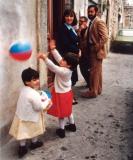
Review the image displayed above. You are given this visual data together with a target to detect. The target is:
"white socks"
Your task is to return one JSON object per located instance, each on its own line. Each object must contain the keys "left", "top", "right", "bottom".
{"left": 58, "top": 113, "right": 75, "bottom": 129}
{"left": 19, "top": 137, "right": 38, "bottom": 146}
{"left": 59, "top": 118, "right": 65, "bottom": 129}
{"left": 19, "top": 139, "right": 26, "bottom": 146}
{"left": 68, "top": 113, "right": 75, "bottom": 124}
{"left": 31, "top": 137, "right": 38, "bottom": 143}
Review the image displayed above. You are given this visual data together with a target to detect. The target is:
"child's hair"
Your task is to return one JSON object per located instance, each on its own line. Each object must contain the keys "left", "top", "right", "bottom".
{"left": 21, "top": 67, "right": 39, "bottom": 85}
{"left": 63, "top": 52, "right": 79, "bottom": 71}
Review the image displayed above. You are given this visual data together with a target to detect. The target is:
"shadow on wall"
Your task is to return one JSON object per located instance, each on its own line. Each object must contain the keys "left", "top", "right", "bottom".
{"left": 0, "top": 123, "right": 12, "bottom": 146}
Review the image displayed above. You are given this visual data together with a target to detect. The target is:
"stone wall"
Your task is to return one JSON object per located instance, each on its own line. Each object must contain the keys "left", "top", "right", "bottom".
{"left": 74, "top": 0, "right": 89, "bottom": 18}
{"left": 0, "top": 0, "right": 47, "bottom": 145}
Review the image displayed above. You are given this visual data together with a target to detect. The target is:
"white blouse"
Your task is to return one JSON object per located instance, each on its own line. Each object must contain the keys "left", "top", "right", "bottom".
{"left": 45, "top": 49, "right": 72, "bottom": 93}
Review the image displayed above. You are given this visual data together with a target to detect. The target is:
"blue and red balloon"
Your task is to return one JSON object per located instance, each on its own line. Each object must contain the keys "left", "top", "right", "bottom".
{"left": 9, "top": 41, "right": 32, "bottom": 61}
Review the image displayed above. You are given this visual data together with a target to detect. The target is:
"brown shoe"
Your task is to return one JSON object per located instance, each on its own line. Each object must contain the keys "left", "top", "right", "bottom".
{"left": 98, "top": 91, "right": 102, "bottom": 95}
{"left": 81, "top": 91, "right": 97, "bottom": 98}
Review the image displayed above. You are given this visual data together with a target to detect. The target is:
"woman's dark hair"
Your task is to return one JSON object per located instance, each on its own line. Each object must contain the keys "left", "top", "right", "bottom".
{"left": 88, "top": 5, "right": 98, "bottom": 12}
{"left": 62, "top": 9, "right": 78, "bottom": 26}
{"left": 63, "top": 52, "right": 79, "bottom": 71}
{"left": 21, "top": 67, "right": 39, "bottom": 85}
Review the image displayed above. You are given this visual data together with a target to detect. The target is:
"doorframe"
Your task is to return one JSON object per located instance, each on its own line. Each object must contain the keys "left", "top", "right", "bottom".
{"left": 47, "top": 0, "right": 65, "bottom": 39}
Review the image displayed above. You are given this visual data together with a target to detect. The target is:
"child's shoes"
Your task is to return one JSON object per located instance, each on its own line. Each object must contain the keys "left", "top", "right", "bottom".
{"left": 18, "top": 141, "right": 43, "bottom": 158}
{"left": 72, "top": 98, "right": 78, "bottom": 105}
{"left": 56, "top": 128, "right": 65, "bottom": 138}
{"left": 29, "top": 141, "right": 43, "bottom": 150}
{"left": 18, "top": 145, "right": 28, "bottom": 158}
{"left": 65, "top": 123, "right": 76, "bottom": 132}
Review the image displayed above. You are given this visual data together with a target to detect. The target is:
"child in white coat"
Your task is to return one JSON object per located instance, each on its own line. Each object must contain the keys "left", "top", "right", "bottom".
{"left": 9, "top": 67, "right": 52, "bottom": 158}
{"left": 38, "top": 40, "right": 79, "bottom": 138}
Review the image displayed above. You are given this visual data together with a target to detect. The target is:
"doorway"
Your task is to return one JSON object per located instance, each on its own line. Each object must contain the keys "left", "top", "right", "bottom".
{"left": 47, "top": 0, "right": 65, "bottom": 39}
{"left": 47, "top": 0, "right": 74, "bottom": 39}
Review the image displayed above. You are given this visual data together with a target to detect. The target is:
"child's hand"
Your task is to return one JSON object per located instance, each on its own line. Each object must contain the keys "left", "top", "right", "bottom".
{"left": 48, "top": 100, "right": 53, "bottom": 108}
{"left": 80, "top": 24, "right": 87, "bottom": 30}
{"left": 43, "top": 100, "right": 52, "bottom": 112}
{"left": 48, "top": 82, "right": 54, "bottom": 92}
{"left": 78, "top": 49, "right": 82, "bottom": 57}
{"left": 37, "top": 53, "right": 47, "bottom": 60}
{"left": 49, "top": 40, "right": 56, "bottom": 50}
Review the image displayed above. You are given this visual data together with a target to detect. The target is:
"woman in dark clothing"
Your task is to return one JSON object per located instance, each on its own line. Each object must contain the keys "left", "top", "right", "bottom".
{"left": 56, "top": 9, "right": 80, "bottom": 87}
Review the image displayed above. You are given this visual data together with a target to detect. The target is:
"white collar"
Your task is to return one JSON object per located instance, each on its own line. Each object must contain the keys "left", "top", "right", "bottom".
{"left": 64, "top": 23, "right": 77, "bottom": 35}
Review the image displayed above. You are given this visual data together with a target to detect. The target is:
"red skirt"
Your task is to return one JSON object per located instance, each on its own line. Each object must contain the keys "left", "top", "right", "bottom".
{"left": 47, "top": 88, "right": 73, "bottom": 118}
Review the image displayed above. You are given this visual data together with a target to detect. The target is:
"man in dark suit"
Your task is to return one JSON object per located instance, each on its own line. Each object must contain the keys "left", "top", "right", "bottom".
{"left": 78, "top": 16, "right": 90, "bottom": 88}
{"left": 81, "top": 5, "right": 108, "bottom": 98}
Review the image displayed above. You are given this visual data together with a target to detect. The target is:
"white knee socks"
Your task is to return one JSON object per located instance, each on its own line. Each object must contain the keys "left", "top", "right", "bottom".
{"left": 58, "top": 113, "right": 75, "bottom": 129}
{"left": 68, "top": 113, "right": 75, "bottom": 124}
{"left": 19, "top": 137, "right": 38, "bottom": 146}
{"left": 59, "top": 118, "right": 65, "bottom": 129}
{"left": 31, "top": 137, "right": 38, "bottom": 143}
{"left": 19, "top": 139, "right": 26, "bottom": 146}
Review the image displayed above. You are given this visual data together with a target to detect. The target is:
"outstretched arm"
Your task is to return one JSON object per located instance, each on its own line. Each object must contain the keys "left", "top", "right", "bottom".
{"left": 38, "top": 40, "right": 63, "bottom": 64}
{"left": 49, "top": 40, "right": 63, "bottom": 64}
{"left": 37, "top": 52, "right": 67, "bottom": 76}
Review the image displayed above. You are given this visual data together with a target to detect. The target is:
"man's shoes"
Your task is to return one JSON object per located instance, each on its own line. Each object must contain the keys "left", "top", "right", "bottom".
{"left": 65, "top": 124, "right": 76, "bottom": 132}
{"left": 81, "top": 91, "right": 97, "bottom": 98}
{"left": 98, "top": 91, "right": 102, "bottom": 95}
{"left": 18, "top": 145, "right": 28, "bottom": 158}
{"left": 56, "top": 128, "right": 65, "bottom": 138}
{"left": 29, "top": 141, "right": 43, "bottom": 150}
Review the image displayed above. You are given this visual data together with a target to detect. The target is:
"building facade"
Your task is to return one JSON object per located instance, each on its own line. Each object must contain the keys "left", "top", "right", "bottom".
{"left": 103, "top": 0, "right": 124, "bottom": 48}
{"left": 123, "top": 0, "right": 133, "bottom": 28}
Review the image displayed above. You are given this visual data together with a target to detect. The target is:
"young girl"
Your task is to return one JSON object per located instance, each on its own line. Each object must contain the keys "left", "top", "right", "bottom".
{"left": 38, "top": 40, "right": 79, "bottom": 138}
{"left": 9, "top": 67, "right": 52, "bottom": 158}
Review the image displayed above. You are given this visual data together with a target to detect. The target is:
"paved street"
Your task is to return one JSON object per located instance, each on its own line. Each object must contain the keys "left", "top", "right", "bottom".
{"left": 1, "top": 52, "right": 133, "bottom": 160}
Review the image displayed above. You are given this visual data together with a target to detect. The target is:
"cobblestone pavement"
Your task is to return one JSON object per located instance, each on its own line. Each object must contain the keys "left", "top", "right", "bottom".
{"left": 1, "top": 52, "right": 133, "bottom": 160}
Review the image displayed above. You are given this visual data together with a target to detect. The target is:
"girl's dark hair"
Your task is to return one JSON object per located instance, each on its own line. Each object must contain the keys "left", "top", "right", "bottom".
{"left": 21, "top": 67, "right": 39, "bottom": 85}
{"left": 63, "top": 52, "right": 79, "bottom": 71}
{"left": 88, "top": 5, "right": 98, "bottom": 12}
{"left": 62, "top": 9, "right": 78, "bottom": 26}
